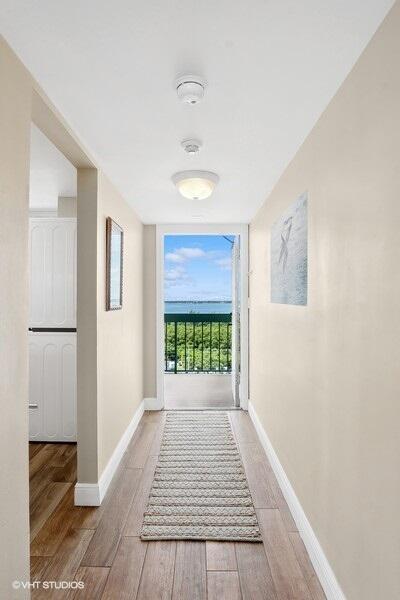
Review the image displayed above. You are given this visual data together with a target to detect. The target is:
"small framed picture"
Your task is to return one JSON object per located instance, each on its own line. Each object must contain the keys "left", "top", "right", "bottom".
{"left": 106, "top": 217, "right": 123, "bottom": 310}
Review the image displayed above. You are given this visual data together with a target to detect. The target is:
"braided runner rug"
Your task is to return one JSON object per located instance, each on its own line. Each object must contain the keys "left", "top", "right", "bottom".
{"left": 140, "top": 411, "right": 262, "bottom": 542}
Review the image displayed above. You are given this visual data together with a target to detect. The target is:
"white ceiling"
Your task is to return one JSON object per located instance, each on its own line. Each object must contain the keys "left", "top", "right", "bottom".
{"left": 29, "top": 124, "right": 76, "bottom": 209}
{"left": 1, "top": 0, "right": 393, "bottom": 223}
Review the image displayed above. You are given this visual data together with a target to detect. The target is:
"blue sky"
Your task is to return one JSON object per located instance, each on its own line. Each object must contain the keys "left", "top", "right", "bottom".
{"left": 164, "top": 235, "right": 233, "bottom": 301}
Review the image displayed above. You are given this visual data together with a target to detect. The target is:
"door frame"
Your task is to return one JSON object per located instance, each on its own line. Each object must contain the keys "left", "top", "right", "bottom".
{"left": 156, "top": 223, "right": 249, "bottom": 410}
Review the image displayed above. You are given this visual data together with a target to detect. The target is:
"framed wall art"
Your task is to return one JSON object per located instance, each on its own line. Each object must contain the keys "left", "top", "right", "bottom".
{"left": 271, "top": 192, "right": 308, "bottom": 305}
{"left": 106, "top": 217, "right": 123, "bottom": 310}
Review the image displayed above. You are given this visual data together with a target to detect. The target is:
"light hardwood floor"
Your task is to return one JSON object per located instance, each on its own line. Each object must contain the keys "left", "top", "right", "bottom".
{"left": 29, "top": 411, "right": 325, "bottom": 599}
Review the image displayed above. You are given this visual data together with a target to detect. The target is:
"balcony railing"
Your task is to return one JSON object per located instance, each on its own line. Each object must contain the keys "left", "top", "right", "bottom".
{"left": 165, "top": 313, "right": 232, "bottom": 373}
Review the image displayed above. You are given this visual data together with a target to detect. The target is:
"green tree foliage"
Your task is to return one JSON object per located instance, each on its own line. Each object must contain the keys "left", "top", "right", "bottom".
{"left": 165, "top": 321, "right": 232, "bottom": 372}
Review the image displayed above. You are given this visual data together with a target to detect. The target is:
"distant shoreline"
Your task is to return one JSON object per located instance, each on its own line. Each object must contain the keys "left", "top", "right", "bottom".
{"left": 165, "top": 300, "right": 232, "bottom": 314}
{"left": 165, "top": 300, "right": 230, "bottom": 303}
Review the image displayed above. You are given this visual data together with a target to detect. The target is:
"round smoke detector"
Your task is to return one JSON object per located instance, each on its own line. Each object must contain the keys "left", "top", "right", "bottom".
{"left": 181, "top": 138, "right": 202, "bottom": 154}
{"left": 176, "top": 75, "right": 206, "bottom": 105}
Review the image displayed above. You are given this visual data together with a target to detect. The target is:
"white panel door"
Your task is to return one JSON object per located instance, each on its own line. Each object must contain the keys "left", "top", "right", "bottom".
{"left": 29, "top": 218, "right": 77, "bottom": 328}
{"left": 29, "top": 332, "right": 77, "bottom": 442}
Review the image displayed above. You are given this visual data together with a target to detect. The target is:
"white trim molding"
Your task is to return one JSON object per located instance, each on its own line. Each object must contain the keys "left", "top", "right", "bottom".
{"left": 74, "top": 400, "right": 145, "bottom": 506}
{"left": 248, "top": 402, "right": 346, "bottom": 600}
{"left": 144, "top": 397, "right": 162, "bottom": 410}
{"left": 29, "top": 208, "right": 58, "bottom": 218}
{"left": 74, "top": 483, "right": 101, "bottom": 507}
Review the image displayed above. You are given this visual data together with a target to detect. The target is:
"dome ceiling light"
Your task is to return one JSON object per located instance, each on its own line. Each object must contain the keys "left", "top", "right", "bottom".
{"left": 175, "top": 75, "right": 206, "bottom": 105}
{"left": 172, "top": 170, "right": 219, "bottom": 200}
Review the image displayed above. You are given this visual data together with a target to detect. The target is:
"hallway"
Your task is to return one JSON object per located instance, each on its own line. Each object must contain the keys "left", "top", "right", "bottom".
{"left": 29, "top": 411, "right": 325, "bottom": 599}
{"left": 2, "top": 3, "right": 399, "bottom": 597}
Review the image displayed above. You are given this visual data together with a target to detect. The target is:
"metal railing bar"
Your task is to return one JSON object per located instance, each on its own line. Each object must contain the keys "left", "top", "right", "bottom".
{"left": 165, "top": 313, "right": 231, "bottom": 323}
{"left": 184, "top": 321, "right": 187, "bottom": 372}
{"left": 228, "top": 323, "right": 231, "bottom": 370}
{"left": 165, "top": 321, "right": 167, "bottom": 371}
{"left": 219, "top": 323, "right": 221, "bottom": 370}
{"left": 202, "top": 323, "right": 204, "bottom": 371}
{"left": 192, "top": 322, "right": 195, "bottom": 371}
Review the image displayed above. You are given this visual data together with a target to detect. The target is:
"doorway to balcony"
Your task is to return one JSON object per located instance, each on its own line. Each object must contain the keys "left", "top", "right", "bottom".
{"left": 156, "top": 224, "right": 248, "bottom": 410}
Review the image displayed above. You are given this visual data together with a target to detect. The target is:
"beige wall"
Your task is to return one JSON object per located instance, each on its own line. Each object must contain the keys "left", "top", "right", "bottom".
{"left": 97, "top": 173, "right": 143, "bottom": 475}
{"left": 0, "top": 34, "right": 145, "bottom": 594}
{"left": 58, "top": 196, "right": 77, "bottom": 217}
{"left": 249, "top": 4, "right": 400, "bottom": 600}
{"left": 0, "top": 38, "right": 31, "bottom": 598}
{"left": 77, "top": 170, "right": 144, "bottom": 482}
{"left": 77, "top": 169, "right": 100, "bottom": 483}
{"left": 143, "top": 225, "right": 157, "bottom": 399}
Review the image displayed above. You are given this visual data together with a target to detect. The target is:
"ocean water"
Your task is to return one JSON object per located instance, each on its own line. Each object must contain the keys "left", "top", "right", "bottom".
{"left": 165, "top": 301, "right": 232, "bottom": 314}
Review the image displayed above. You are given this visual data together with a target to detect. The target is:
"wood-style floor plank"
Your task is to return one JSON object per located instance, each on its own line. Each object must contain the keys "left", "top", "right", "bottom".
{"left": 81, "top": 468, "right": 142, "bottom": 567}
{"left": 50, "top": 443, "right": 77, "bottom": 468}
{"left": 30, "top": 482, "right": 72, "bottom": 541}
{"left": 142, "top": 410, "right": 164, "bottom": 424}
{"left": 123, "top": 456, "right": 157, "bottom": 536}
{"left": 172, "top": 541, "right": 206, "bottom": 600}
{"left": 288, "top": 532, "right": 326, "bottom": 600}
{"left": 74, "top": 489, "right": 112, "bottom": 531}
{"left": 307, "top": 576, "right": 327, "bottom": 600}
{"left": 235, "top": 542, "right": 277, "bottom": 600}
{"left": 75, "top": 460, "right": 136, "bottom": 530}
{"left": 30, "top": 556, "right": 51, "bottom": 582}
{"left": 125, "top": 422, "right": 157, "bottom": 469}
{"left": 148, "top": 412, "right": 166, "bottom": 456}
{"left": 206, "top": 541, "right": 237, "bottom": 571}
{"left": 31, "top": 487, "right": 79, "bottom": 556}
{"left": 28, "top": 412, "right": 324, "bottom": 600}
{"left": 263, "top": 462, "right": 298, "bottom": 533}
{"left": 29, "top": 443, "right": 44, "bottom": 460}
{"left": 30, "top": 465, "right": 59, "bottom": 506}
{"left": 72, "top": 566, "right": 110, "bottom": 599}
{"left": 102, "top": 537, "right": 147, "bottom": 600}
{"left": 33, "top": 529, "right": 94, "bottom": 600}
{"left": 288, "top": 532, "right": 315, "bottom": 582}
{"left": 257, "top": 509, "right": 313, "bottom": 600}
{"left": 29, "top": 444, "right": 61, "bottom": 480}
{"left": 120, "top": 424, "right": 145, "bottom": 467}
{"left": 52, "top": 453, "right": 77, "bottom": 484}
{"left": 230, "top": 411, "right": 298, "bottom": 531}
{"left": 239, "top": 443, "right": 276, "bottom": 509}
{"left": 136, "top": 541, "right": 176, "bottom": 600}
{"left": 207, "top": 571, "right": 242, "bottom": 600}
{"left": 229, "top": 411, "right": 260, "bottom": 445}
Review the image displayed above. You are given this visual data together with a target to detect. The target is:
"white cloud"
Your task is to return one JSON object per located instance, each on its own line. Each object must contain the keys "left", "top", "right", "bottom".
{"left": 165, "top": 247, "right": 234, "bottom": 270}
{"left": 179, "top": 247, "right": 205, "bottom": 259}
{"left": 165, "top": 247, "right": 206, "bottom": 263}
{"left": 164, "top": 265, "right": 192, "bottom": 288}
{"left": 165, "top": 252, "right": 185, "bottom": 263}
{"left": 165, "top": 265, "right": 187, "bottom": 281}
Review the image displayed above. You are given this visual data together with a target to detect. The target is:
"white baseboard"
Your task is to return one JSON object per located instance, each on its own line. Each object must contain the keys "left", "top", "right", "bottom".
{"left": 144, "top": 396, "right": 163, "bottom": 410}
{"left": 74, "top": 400, "right": 145, "bottom": 506}
{"left": 248, "top": 402, "right": 346, "bottom": 600}
{"left": 74, "top": 483, "right": 101, "bottom": 507}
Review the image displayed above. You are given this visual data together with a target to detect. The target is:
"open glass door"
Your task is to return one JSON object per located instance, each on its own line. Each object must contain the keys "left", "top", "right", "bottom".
{"left": 231, "top": 236, "right": 241, "bottom": 407}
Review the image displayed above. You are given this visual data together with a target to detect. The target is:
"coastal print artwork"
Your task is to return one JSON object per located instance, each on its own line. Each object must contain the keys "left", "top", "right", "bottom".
{"left": 271, "top": 192, "right": 308, "bottom": 305}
